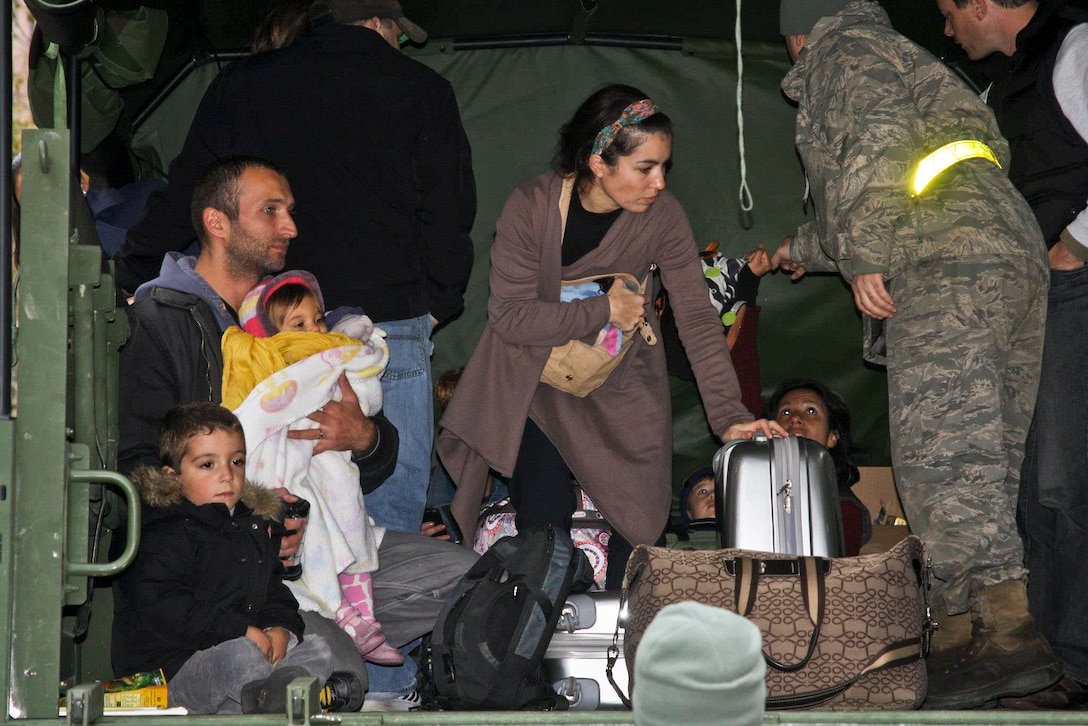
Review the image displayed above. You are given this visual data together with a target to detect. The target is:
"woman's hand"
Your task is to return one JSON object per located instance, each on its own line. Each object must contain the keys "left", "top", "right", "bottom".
{"left": 722, "top": 418, "right": 788, "bottom": 441}
{"left": 607, "top": 278, "right": 646, "bottom": 332}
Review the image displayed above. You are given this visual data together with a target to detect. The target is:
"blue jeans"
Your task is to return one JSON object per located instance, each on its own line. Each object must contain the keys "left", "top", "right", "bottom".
{"left": 366, "top": 530, "right": 478, "bottom": 697}
{"left": 1019, "top": 264, "right": 1088, "bottom": 682}
{"left": 366, "top": 314, "right": 434, "bottom": 533}
{"left": 363, "top": 315, "right": 434, "bottom": 695}
{"left": 168, "top": 634, "right": 332, "bottom": 714}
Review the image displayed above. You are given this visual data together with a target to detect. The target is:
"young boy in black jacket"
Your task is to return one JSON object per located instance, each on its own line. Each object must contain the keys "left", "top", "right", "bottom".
{"left": 112, "top": 402, "right": 342, "bottom": 713}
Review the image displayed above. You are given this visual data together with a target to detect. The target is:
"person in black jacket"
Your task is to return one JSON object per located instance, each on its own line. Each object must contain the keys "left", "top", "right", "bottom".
{"left": 117, "top": 155, "right": 478, "bottom": 709}
{"left": 116, "top": 0, "right": 476, "bottom": 565}
{"left": 118, "top": 156, "right": 398, "bottom": 489}
{"left": 113, "top": 403, "right": 333, "bottom": 714}
{"left": 935, "top": 0, "right": 1088, "bottom": 709}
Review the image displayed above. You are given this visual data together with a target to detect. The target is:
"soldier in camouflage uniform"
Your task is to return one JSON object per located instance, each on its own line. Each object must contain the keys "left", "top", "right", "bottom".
{"left": 771, "top": 0, "right": 1059, "bottom": 708}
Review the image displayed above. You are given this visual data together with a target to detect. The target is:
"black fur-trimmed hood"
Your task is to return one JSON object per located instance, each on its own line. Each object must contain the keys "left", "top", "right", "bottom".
{"left": 130, "top": 464, "right": 284, "bottom": 521}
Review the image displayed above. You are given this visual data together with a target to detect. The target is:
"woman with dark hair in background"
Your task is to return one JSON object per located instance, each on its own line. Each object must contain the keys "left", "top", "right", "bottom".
{"left": 766, "top": 378, "right": 871, "bottom": 554}
{"left": 675, "top": 378, "right": 871, "bottom": 554}
{"left": 439, "top": 84, "right": 782, "bottom": 587}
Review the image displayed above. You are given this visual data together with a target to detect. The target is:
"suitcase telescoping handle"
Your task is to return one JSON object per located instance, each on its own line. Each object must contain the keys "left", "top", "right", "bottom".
{"left": 743, "top": 433, "right": 804, "bottom": 554}
{"left": 771, "top": 434, "right": 802, "bottom": 554}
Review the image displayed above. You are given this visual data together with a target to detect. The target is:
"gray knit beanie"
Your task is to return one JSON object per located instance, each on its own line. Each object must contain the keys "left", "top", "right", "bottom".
{"left": 633, "top": 601, "right": 766, "bottom": 726}
{"left": 780, "top": 0, "right": 853, "bottom": 35}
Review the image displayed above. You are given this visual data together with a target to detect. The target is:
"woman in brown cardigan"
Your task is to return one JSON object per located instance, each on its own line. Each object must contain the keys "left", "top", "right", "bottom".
{"left": 438, "top": 84, "right": 783, "bottom": 587}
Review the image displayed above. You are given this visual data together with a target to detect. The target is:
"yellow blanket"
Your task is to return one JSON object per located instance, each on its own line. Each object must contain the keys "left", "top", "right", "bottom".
{"left": 221, "top": 326, "right": 362, "bottom": 410}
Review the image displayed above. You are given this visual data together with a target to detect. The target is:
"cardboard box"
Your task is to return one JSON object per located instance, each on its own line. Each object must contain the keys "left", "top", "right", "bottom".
{"left": 853, "top": 467, "right": 910, "bottom": 554}
{"left": 853, "top": 466, "right": 908, "bottom": 524}
{"left": 860, "top": 524, "right": 910, "bottom": 555}
{"left": 102, "top": 670, "right": 169, "bottom": 710}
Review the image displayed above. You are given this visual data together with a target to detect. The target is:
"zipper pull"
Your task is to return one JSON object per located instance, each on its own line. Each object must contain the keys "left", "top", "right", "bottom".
{"left": 780, "top": 479, "right": 793, "bottom": 514}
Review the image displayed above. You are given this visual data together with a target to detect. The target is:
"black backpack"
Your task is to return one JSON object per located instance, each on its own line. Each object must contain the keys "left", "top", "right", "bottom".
{"left": 424, "top": 525, "right": 595, "bottom": 710}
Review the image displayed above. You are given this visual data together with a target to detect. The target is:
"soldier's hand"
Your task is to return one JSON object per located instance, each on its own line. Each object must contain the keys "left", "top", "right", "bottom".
{"left": 851, "top": 273, "right": 896, "bottom": 319}
{"left": 771, "top": 236, "right": 806, "bottom": 280}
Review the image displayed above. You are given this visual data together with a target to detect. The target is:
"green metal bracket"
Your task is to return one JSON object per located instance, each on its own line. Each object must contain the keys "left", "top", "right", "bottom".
{"left": 67, "top": 460, "right": 140, "bottom": 578}
{"left": 0, "top": 420, "right": 17, "bottom": 721}
{"left": 68, "top": 244, "right": 101, "bottom": 291}
{"left": 64, "top": 683, "right": 103, "bottom": 726}
{"left": 286, "top": 676, "right": 321, "bottom": 725}
{"left": 570, "top": 0, "right": 598, "bottom": 45}
{"left": 10, "top": 128, "right": 75, "bottom": 718}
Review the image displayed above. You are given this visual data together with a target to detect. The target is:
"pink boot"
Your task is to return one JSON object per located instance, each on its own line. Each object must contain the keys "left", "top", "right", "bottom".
{"left": 337, "top": 572, "right": 404, "bottom": 665}
{"left": 334, "top": 606, "right": 404, "bottom": 665}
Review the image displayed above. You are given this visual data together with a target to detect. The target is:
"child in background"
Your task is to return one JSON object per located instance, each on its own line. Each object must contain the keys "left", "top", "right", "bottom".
{"left": 663, "top": 466, "right": 719, "bottom": 550}
{"left": 223, "top": 270, "right": 401, "bottom": 666}
{"left": 426, "top": 368, "right": 510, "bottom": 519}
{"left": 111, "top": 402, "right": 339, "bottom": 714}
{"left": 671, "top": 380, "right": 872, "bottom": 556}
{"left": 656, "top": 243, "right": 773, "bottom": 410}
{"left": 679, "top": 466, "right": 716, "bottom": 524}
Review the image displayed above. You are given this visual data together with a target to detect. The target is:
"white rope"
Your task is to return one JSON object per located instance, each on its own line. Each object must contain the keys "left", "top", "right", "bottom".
{"left": 735, "top": 0, "right": 754, "bottom": 224}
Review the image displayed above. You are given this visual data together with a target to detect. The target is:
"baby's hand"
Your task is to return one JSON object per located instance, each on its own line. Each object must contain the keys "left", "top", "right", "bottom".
{"left": 246, "top": 625, "right": 274, "bottom": 663}
{"left": 744, "top": 245, "right": 772, "bottom": 277}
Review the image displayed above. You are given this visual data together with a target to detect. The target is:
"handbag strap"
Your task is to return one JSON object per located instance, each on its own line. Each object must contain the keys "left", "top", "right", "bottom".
{"left": 605, "top": 566, "right": 637, "bottom": 708}
{"left": 734, "top": 554, "right": 826, "bottom": 672}
{"left": 765, "top": 637, "right": 922, "bottom": 709}
{"left": 556, "top": 176, "right": 658, "bottom": 347}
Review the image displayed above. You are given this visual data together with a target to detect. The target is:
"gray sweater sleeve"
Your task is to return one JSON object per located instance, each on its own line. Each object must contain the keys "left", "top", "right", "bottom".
{"left": 1055, "top": 24, "right": 1088, "bottom": 251}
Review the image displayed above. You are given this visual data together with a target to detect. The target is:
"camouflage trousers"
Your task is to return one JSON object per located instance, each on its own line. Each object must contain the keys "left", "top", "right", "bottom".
{"left": 886, "top": 256, "right": 1048, "bottom": 614}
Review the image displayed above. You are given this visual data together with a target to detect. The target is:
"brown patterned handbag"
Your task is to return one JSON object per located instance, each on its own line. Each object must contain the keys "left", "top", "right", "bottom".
{"left": 617, "top": 536, "right": 933, "bottom": 710}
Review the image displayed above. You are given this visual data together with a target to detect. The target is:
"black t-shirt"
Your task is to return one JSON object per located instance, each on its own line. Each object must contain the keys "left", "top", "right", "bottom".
{"left": 561, "top": 191, "right": 622, "bottom": 268}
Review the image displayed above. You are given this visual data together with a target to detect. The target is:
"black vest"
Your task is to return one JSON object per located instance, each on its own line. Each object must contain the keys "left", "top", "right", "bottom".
{"left": 985, "top": 4, "right": 1088, "bottom": 247}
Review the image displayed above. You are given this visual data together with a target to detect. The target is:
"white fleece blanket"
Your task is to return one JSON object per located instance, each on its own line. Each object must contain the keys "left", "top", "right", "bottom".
{"left": 231, "top": 327, "right": 388, "bottom": 619}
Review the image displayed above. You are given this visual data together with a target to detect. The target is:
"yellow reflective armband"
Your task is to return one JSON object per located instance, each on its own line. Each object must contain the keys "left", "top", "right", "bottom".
{"left": 911, "top": 140, "right": 1001, "bottom": 197}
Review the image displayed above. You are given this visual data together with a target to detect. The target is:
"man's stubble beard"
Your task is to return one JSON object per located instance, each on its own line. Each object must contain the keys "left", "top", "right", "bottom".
{"left": 224, "top": 225, "right": 288, "bottom": 281}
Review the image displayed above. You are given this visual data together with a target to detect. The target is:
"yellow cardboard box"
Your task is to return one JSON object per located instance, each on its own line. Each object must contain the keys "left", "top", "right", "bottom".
{"left": 102, "top": 670, "right": 169, "bottom": 710}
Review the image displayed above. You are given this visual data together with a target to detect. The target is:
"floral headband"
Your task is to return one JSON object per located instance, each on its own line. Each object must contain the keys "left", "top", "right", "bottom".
{"left": 590, "top": 99, "right": 660, "bottom": 157}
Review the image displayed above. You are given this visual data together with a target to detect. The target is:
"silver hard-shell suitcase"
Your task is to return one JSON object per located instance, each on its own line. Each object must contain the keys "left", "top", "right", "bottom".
{"left": 543, "top": 592, "right": 627, "bottom": 710}
{"left": 713, "top": 433, "right": 845, "bottom": 557}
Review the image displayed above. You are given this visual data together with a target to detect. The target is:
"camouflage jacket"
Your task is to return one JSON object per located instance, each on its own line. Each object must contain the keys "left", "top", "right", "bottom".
{"left": 782, "top": 1, "right": 1046, "bottom": 287}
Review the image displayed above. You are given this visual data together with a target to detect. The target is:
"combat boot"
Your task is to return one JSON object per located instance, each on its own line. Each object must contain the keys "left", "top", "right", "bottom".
{"left": 930, "top": 603, "right": 974, "bottom": 655}
{"left": 924, "top": 579, "right": 1061, "bottom": 709}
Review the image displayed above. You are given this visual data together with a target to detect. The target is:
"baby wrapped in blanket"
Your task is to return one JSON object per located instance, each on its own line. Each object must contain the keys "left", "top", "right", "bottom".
{"left": 222, "top": 270, "right": 400, "bottom": 665}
